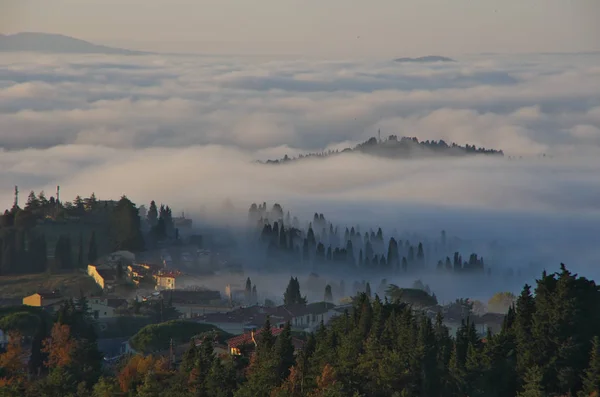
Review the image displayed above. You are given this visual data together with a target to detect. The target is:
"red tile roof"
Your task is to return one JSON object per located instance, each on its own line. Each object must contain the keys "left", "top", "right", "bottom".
{"left": 226, "top": 327, "right": 284, "bottom": 348}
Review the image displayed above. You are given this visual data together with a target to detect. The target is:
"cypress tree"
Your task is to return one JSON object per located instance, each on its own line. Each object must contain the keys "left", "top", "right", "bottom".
{"left": 77, "top": 232, "right": 84, "bottom": 268}
{"left": 274, "top": 321, "right": 295, "bottom": 383}
{"left": 87, "top": 231, "right": 98, "bottom": 264}
{"left": 324, "top": 285, "right": 333, "bottom": 302}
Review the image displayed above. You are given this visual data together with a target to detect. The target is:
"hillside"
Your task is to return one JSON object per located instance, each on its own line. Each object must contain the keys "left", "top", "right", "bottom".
{"left": 0, "top": 32, "right": 148, "bottom": 55}
{"left": 260, "top": 135, "right": 504, "bottom": 164}
{"left": 0, "top": 271, "right": 101, "bottom": 299}
{"left": 394, "top": 55, "right": 455, "bottom": 63}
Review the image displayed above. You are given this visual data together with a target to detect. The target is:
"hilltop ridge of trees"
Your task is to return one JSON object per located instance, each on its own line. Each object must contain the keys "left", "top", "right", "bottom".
{"left": 260, "top": 135, "right": 504, "bottom": 164}
{"left": 0, "top": 190, "right": 182, "bottom": 276}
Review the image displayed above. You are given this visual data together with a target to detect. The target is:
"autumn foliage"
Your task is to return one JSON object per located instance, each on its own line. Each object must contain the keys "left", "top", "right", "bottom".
{"left": 42, "top": 323, "right": 77, "bottom": 368}
{"left": 117, "top": 354, "right": 169, "bottom": 393}
{"left": 0, "top": 331, "right": 26, "bottom": 385}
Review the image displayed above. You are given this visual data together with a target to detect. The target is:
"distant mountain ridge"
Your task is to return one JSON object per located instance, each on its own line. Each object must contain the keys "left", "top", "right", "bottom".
{"left": 0, "top": 32, "right": 148, "bottom": 55}
{"left": 394, "top": 56, "right": 455, "bottom": 63}
{"left": 260, "top": 135, "right": 503, "bottom": 164}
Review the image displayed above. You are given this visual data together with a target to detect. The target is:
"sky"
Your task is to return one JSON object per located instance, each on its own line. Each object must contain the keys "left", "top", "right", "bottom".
{"left": 1, "top": 0, "right": 599, "bottom": 56}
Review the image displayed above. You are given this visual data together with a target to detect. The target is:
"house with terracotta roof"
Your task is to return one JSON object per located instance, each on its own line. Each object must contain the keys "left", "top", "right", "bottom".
{"left": 226, "top": 327, "right": 305, "bottom": 357}
{"left": 195, "top": 305, "right": 289, "bottom": 335}
{"left": 154, "top": 272, "right": 178, "bottom": 290}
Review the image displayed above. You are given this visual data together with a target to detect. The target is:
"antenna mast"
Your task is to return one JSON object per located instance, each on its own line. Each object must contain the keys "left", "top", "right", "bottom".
{"left": 378, "top": 129, "right": 381, "bottom": 143}
{"left": 13, "top": 186, "right": 18, "bottom": 208}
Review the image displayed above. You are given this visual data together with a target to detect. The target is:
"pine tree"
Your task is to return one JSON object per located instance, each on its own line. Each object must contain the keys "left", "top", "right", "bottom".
{"left": 137, "top": 370, "right": 162, "bottom": 397}
{"left": 84, "top": 192, "right": 97, "bottom": 212}
{"left": 518, "top": 366, "right": 544, "bottom": 397}
{"left": 25, "top": 191, "right": 40, "bottom": 211}
{"left": 181, "top": 340, "right": 198, "bottom": 374}
{"left": 580, "top": 336, "right": 600, "bottom": 397}
{"left": 205, "top": 358, "right": 236, "bottom": 397}
{"left": 515, "top": 284, "right": 535, "bottom": 377}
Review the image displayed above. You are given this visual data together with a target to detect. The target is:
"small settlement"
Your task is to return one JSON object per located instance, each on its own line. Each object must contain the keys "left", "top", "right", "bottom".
{"left": 9, "top": 244, "right": 506, "bottom": 368}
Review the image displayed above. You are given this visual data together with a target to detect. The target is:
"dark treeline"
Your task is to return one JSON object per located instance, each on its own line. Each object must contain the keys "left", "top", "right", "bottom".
{"left": 249, "top": 202, "right": 488, "bottom": 278}
{"left": 260, "top": 135, "right": 504, "bottom": 165}
{"left": 2, "top": 264, "right": 600, "bottom": 397}
{"left": 0, "top": 190, "right": 180, "bottom": 276}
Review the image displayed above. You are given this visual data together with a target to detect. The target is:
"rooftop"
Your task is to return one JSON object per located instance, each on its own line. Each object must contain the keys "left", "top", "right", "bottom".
{"left": 96, "top": 268, "right": 118, "bottom": 281}
{"left": 34, "top": 291, "right": 63, "bottom": 300}
{"left": 159, "top": 289, "right": 221, "bottom": 304}
{"left": 226, "top": 327, "right": 284, "bottom": 348}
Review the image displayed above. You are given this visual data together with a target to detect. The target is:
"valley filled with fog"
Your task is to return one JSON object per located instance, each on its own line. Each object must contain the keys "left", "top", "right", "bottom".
{"left": 2, "top": 50, "right": 600, "bottom": 306}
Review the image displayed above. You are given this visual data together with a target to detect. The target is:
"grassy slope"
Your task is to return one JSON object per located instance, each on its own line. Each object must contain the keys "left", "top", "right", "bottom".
{"left": 0, "top": 271, "right": 101, "bottom": 298}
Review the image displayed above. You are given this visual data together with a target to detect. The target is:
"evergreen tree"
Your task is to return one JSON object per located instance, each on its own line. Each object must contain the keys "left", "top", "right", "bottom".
{"left": 110, "top": 196, "right": 144, "bottom": 251}
{"left": 515, "top": 284, "right": 535, "bottom": 378}
{"left": 206, "top": 358, "right": 236, "bottom": 397}
{"left": 252, "top": 285, "right": 258, "bottom": 303}
{"left": 324, "top": 284, "right": 333, "bottom": 302}
{"left": 83, "top": 193, "right": 97, "bottom": 212}
{"left": 87, "top": 231, "right": 98, "bottom": 264}
{"left": 77, "top": 232, "right": 84, "bottom": 268}
{"left": 25, "top": 191, "right": 40, "bottom": 212}
{"left": 274, "top": 322, "right": 295, "bottom": 383}
{"left": 54, "top": 234, "right": 72, "bottom": 270}
{"left": 284, "top": 277, "right": 307, "bottom": 306}
{"left": 245, "top": 277, "right": 252, "bottom": 301}
{"left": 580, "top": 336, "right": 600, "bottom": 397}
{"left": 518, "top": 366, "right": 544, "bottom": 397}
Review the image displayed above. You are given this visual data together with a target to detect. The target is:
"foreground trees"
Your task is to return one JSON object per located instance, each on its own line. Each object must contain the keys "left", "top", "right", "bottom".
{"left": 3, "top": 264, "right": 600, "bottom": 396}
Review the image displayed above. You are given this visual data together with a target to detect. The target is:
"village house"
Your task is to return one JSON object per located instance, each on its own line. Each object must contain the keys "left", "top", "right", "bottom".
{"left": 227, "top": 327, "right": 284, "bottom": 356}
{"left": 127, "top": 263, "right": 162, "bottom": 286}
{"left": 154, "top": 271, "right": 184, "bottom": 290}
{"left": 87, "top": 264, "right": 118, "bottom": 290}
{"left": 194, "top": 305, "right": 289, "bottom": 335}
{"left": 88, "top": 297, "right": 127, "bottom": 319}
{"left": 194, "top": 301, "right": 338, "bottom": 335}
{"left": 225, "top": 328, "right": 305, "bottom": 357}
{"left": 22, "top": 291, "right": 64, "bottom": 309}
{"left": 158, "top": 289, "right": 225, "bottom": 319}
{"left": 285, "top": 302, "right": 338, "bottom": 332}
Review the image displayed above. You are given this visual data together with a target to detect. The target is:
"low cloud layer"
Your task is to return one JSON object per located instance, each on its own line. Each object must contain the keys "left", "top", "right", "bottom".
{"left": 1, "top": 52, "right": 600, "bottom": 284}
{"left": 1, "top": 52, "right": 599, "bottom": 155}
